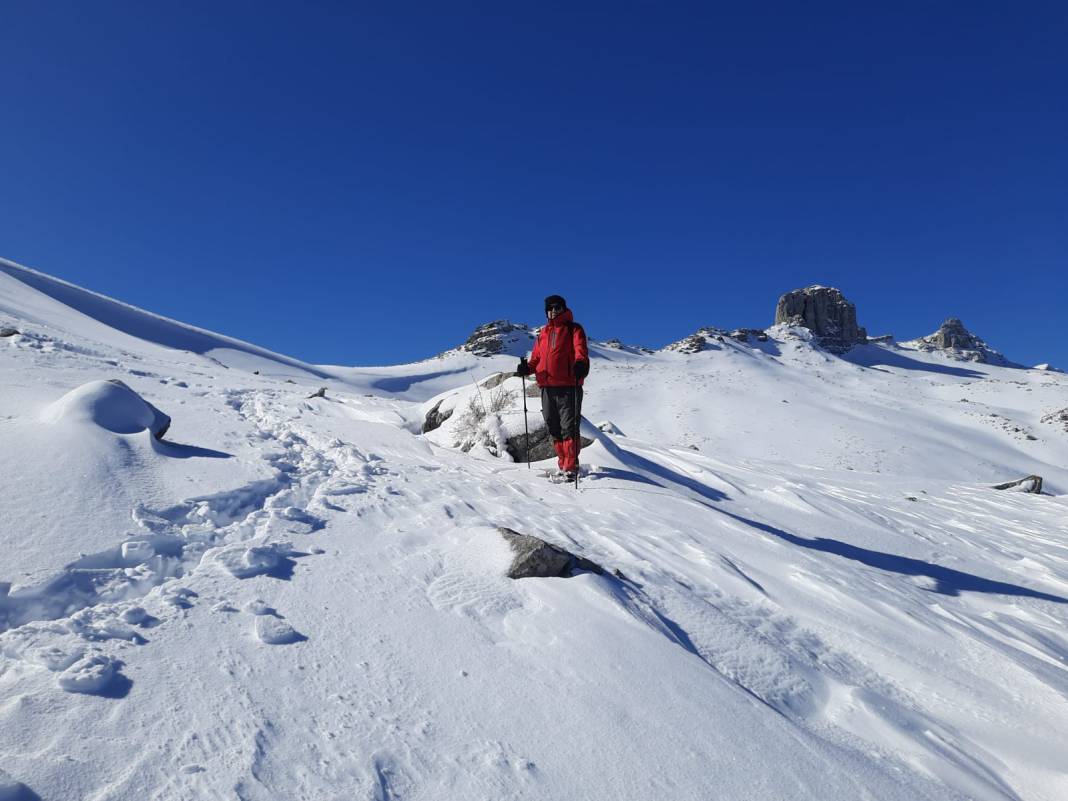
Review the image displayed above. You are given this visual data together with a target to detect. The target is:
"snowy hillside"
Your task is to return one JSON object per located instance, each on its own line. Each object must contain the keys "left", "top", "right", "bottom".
{"left": 2, "top": 257, "right": 1067, "bottom": 801}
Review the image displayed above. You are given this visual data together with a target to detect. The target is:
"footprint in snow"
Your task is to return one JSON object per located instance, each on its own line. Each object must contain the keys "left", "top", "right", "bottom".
{"left": 254, "top": 616, "right": 306, "bottom": 645}
{"left": 56, "top": 654, "right": 132, "bottom": 697}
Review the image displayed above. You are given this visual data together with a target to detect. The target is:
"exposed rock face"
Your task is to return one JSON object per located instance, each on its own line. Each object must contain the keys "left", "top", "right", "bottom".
{"left": 460, "top": 320, "right": 534, "bottom": 357}
{"left": 663, "top": 328, "right": 726, "bottom": 354}
{"left": 728, "top": 328, "right": 768, "bottom": 343}
{"left": 421, "top": 399, "right": 454, "bottom": 433}
{"left": 0, "top": 326, "right": 18, "bottom": 337}
{"left": 774, "top": 286, "right": 867, "bottom": 353}
{"left": 504, "top": 427, "right": 594, "bottom": 463}
{"left": 910, "top": 318, "right": 1011, "bottom": 365}
{"left": 497, "top": 527, "right": 605, "bottom": 579}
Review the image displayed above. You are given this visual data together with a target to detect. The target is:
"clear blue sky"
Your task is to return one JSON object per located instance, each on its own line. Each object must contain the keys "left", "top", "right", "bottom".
{"left": 2, "top": 2, "right": 1066, "bottom": 367}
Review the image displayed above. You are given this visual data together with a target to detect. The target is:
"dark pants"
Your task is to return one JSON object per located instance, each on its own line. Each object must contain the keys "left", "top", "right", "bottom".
{"left": 541, "top": 386, "right": 583, "bottom": 442}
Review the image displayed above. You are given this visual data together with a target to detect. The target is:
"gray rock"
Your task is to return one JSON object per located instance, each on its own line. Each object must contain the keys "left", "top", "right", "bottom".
{"left": 910, "top": 318, "right": 1013, "bottom": 365}
{"left": 421, "top": 399, "right": 454, "bottom": 433}
{"left": 504, "top": 427, "right": 594, "bottom": 463}
{"left": 729, "top": 328, "right": 769, "bottom": 343}
{"left": 0, "top": 326, "right": 18, "bottom": 338}
{"left": 774, "top": 286, "right": 867, "bottom": 353}
{"left": 306, "top": 387, "right": 327, "bottom": 399}
{"left": 498, "top": 527, "right": 604, "bottom": 579}
{"left": 480, "top": 371, "right": 512, "bottom": 390}
{"left": 663, "top": 328, "right": 726, "bottom": 354}
{"left": 459, "top": 320, "right": 535, "bottom": 357}
{"left": 991, "top": 475, "right": 1044, "bottom": 494}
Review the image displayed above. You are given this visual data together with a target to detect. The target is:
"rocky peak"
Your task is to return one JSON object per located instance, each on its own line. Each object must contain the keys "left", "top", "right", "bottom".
{"left": 459, "top": 320, "right": 535, "bottom": 358}
{"left": 910, "top": 318, "right": 1011, "bottom": 365}
{"left": 774, "top": 286, "right": 867, "bottom": 353}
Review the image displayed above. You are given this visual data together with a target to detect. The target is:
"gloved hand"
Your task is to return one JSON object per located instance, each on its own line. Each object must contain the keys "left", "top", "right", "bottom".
{"left": 515, "top": 357, "right": 532, "bottom": 377}
{"left": 574, "top": 359, "right": 590, "bottom": 379}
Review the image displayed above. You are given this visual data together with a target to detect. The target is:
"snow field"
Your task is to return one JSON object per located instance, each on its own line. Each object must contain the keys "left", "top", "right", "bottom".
{"left": 2, "top": 260, "right": 1068, "bottom": 799}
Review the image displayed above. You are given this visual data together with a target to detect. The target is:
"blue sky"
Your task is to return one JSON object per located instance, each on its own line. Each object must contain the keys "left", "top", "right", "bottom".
{"left": 2, "top": 2, "right": 1066, "bottom": 366}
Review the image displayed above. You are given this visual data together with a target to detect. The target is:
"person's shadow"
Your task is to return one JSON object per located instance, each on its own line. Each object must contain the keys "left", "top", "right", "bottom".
{"left": 718, "top": 509, "right": 1067, "bottom": 603}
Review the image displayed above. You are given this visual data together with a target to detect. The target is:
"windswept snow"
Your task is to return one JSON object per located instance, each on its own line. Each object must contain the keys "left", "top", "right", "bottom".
{"left": 2, "top": 261, "right": 1068, "bottom": 800}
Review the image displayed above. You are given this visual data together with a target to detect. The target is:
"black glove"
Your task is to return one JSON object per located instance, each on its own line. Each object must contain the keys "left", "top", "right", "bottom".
{"left": 515, "top": 357, "right": 532, "bottom": 377}
{"left": 574, "top": 359, "right": 590, "bottom": 379}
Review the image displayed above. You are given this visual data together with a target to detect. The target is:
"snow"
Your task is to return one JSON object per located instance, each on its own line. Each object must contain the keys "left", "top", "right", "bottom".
{"left": 2, "top": 257, "right": 1068, "bottom": 800}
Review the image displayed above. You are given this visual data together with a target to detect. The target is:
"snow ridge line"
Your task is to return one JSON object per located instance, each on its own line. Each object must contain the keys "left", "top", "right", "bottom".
{"left": 0, "top": 388, "right": 386, "bottom": 692}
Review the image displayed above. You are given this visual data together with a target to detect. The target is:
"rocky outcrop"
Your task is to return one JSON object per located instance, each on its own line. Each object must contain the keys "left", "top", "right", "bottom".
{"left": 421, "top": 399, "right": 454, "bottom": 434}
{"left": 497, "top": 527, "right": 605, "bottom": 579}
{"left": 663, "top": 328, "right": 726, "bottom": 354}
{"left": 909, "top": 318, "right": 1011, "bottom": 365}
{"left": 991, "top": 475, "right": 1043, "bottom": 494}
{"left": 774, "top": 286, "right": 867, "bottom": 353}
{"left": 0, "top": 326, "right": 18, "bottom": 338}
{"left": 460, "top": 320, "right": 535, "bottom": 357}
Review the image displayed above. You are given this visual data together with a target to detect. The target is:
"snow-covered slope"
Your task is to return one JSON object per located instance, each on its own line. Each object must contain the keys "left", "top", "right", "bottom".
{"left": 2, "top": 260, "right": 1067, "bottom": 801}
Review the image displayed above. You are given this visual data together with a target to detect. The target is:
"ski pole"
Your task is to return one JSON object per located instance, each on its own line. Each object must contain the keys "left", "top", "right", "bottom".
{"left": 520, "top": 357, "right": 531, "bottom": 469}
{"left": 573, "top": 382, "right": 580, "bottom": 490}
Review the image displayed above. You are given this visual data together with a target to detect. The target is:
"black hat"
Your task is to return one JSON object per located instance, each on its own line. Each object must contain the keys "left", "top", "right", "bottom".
{"left": 544, "top": 294, "right": 567, "bottom": 312}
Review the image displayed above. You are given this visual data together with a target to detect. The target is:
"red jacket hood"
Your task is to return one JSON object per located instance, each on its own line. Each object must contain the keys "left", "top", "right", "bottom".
{"left": 543, "top": 309, "right": 574, "bottom": 327}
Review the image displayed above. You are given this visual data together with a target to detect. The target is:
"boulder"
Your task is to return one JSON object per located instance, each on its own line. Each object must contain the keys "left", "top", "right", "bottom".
{"left": 504, "top": 427, "right": 594, "bottom": 463}
{"left": 421, "top": 398, "right": 454, "bottom": 433}
{"left": 774, "top": 286, "right": 867, "bottom": 353}
{"left": 0, "top": 326, "right": 18, "bottom": 338}
{"left": 497, "top": 527, "right": 605, "bottom": 579}
{"left": 991, "top": 475, "right": 1043, "bottom": 494}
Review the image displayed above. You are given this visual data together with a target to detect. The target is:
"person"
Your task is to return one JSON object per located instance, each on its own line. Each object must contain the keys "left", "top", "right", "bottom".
{"left": 516, "top": 294, "right": 589, "bottom": 479}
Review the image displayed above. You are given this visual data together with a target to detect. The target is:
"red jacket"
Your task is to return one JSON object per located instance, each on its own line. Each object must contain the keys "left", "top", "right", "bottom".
{"left": 529, "top": 309, "right": 589, "bottom": 387}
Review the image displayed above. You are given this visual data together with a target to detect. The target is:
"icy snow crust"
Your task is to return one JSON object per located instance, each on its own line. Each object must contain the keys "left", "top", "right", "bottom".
{"left": 2, "top": 259, "right": 1068, "bottom": 800}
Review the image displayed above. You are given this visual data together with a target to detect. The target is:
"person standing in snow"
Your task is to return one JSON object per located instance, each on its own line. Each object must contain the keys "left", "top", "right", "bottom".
{"left": 516, "top": 294, "right": 589, "bottom": 479}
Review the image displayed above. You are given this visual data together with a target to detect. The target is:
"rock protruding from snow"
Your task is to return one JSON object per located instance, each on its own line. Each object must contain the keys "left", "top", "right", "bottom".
{"left": 421, "top": 399, "right": 454, "bottom": 433}
{"left": 991, "top": 475, "right": 1043, "bottom": 493}
{"left": 460, "top": 320, "right": 535, "bottom": 357}
{"left": 908, "top": 318, "right": 1012, "bottom": 365}
{"left": 663, "top": 328, "right": 726, "bottom": 354}
{"left": 774, "top": 286, "right": 867, "bottom": 353}
{"left": 728, "top": 328, "right": 768, "bottom": 343}
{"left": 41, "top": 379, "right": 171, "bottom": 439}
{"left": 0, "top": 326, "right": 18, "bottom": 338}
{"left": 1041, "top": 408, "right": 1068, "bottom": 433}
{"left": 498, "top": 527, "right": 605, "bottom": 579}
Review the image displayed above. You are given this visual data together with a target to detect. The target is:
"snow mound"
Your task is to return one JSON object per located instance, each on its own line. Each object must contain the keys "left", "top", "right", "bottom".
{"left": 41, "top": 379, "right": 170, "bottom": 438}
